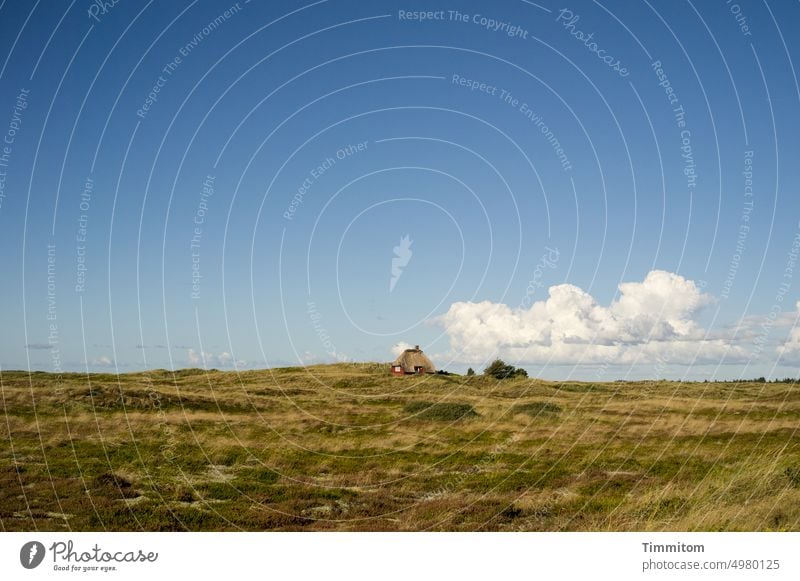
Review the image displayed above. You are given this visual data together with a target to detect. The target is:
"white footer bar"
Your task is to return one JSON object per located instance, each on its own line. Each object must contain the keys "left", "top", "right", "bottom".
{"left": 2, "top": 532, "right": 797, "bottom": 580}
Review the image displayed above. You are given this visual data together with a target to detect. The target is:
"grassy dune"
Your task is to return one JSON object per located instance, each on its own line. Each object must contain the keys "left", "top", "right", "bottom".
{"left": 1, "top": 364, "right": 799, "bottom": 531}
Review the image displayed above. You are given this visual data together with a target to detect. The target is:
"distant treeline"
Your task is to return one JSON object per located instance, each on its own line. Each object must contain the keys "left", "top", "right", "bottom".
{"left": 705, "top": 377, "right": 799, "bottom": 384}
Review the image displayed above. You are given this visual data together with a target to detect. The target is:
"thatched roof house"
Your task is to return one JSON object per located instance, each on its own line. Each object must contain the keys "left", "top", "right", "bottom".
{"left": 391, "top": 345, "right": 436, "bottom": 375}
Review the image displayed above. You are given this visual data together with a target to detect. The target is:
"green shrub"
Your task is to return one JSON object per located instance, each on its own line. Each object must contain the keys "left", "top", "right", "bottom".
{"left": 484, "top": 359, "right": 528, "bottom": 379}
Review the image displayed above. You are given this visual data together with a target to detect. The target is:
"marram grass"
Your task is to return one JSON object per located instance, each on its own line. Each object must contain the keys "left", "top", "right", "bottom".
{"left": 1, "top": 364, "right": 798, "bottom": 531}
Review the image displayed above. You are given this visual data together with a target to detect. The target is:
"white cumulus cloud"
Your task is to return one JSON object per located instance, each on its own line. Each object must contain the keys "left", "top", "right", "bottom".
{"left": 187, "top": 348, "right": 245, "bottom": 369}
{"left": 435, "top": 270, "right": 741, "bottom": 366}
{"left": 778, "top": 301, "right": 800, "bottom": 356}
{"left": 391, "top": 341, "right": 414, "bottom": 357}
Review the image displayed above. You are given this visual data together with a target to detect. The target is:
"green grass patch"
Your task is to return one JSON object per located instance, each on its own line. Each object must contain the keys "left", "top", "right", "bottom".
{"left": 404, "top": 401, "right": 478, "bottom": 421}
{"left": 197, "top": 481, "right": 241, "bottom": 501}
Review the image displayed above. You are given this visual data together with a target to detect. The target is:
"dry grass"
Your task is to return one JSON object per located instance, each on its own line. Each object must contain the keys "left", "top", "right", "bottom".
{"left": 1, "top": 364, "right": 798, "bottom": 531}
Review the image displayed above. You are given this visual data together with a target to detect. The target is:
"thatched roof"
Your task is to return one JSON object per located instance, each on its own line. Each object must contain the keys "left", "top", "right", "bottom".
{"left": 392, "top": 346, "right": 436, "bottom": 373}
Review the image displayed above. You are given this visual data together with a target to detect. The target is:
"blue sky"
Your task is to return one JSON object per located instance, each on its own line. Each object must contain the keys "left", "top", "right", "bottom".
{"left": 1, "top": 0, "right": 799, "bottom": 380}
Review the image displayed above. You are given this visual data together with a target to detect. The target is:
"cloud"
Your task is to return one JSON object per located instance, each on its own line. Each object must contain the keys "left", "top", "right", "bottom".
{"left": 778, "top": 301, "right": 800, "bottom": 356}
{"left": 391, "top": 341, "right": 414, "bottom": 357}
{"left": 186, "top": 348, "right": 245, "bottom": 369}
{"left": 435, "top": 270, "right": 741, "bottom": 366}
{"left": 25, "top": 343, "right": 52, "bottom": 350}
{"left": 782, "top": 328, "right": 800, "bottom": 354}
{"left": 92, "top": 356, "right": 114, "bottom": 366}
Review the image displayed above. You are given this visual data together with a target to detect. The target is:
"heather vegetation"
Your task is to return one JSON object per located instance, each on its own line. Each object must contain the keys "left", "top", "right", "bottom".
{"left": 1, "top": 365, "right": 798, "bottom": 531}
